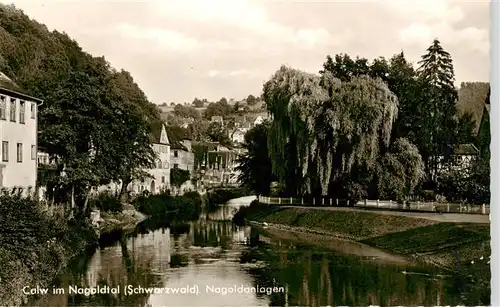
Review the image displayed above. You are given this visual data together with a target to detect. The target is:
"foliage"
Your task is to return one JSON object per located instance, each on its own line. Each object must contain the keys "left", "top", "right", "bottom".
{"left": 246, "top": 94, "right": 258, "bottom": 105}
{"left": 0, "top": 4, "right": 160, "bottom": 211}
{"left": 191, "top": 97, "right": 207, "bottom": 108}
{"left": 263, "top": 66, "right": 399, "bottom": 198}
{"left": 436, "top": 158, "right": 490, "bottom": 205}
{"left": 204, "top": 99, "right": 231, "bottom": 119}
{"left": 0, "top": 193, "right": 97, "bottom": 304}
{"left": 170, "top": 168, "right": 190, "bottom": 188}
{"left": 236, "top": 121, "right": 276, "bottom": 195}
{"left": 376, "top": 138, "right": 426, "bottom": 202}
{"left": 206, "top": 188, "right": 248, "bottom": 210}
{"left": 206, "top": 122, "right": 232, "bottom": 147}
{"left": 132, "top": 191, "right": 202, "bottom": 220}
{"left": 173, "top": 104, "right": 200, "bottom": 119}
{"left": 88, "top": 192, "right": 122, "bottom": 212}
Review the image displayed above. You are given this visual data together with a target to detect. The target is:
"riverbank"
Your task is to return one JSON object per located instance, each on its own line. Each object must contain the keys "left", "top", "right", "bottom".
{"left": 0, "top": 195, "right": 99, "bottom": 306}
{"left": 237, "top": 203, "right": 490, "bottom": 280}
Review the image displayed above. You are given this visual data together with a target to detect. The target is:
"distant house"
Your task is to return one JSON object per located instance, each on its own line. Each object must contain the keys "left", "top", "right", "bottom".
{"left": 253, "top": 115, "right": 264, "bottom": 126}
{"left": 0, "top": 72, "right": 42, "bottom": 195}
{"left": 435, "top": 143, "right": 480, "bottom": 176}
{"left": 167, "top": 126, "right": 195, "bottom": 173}
{"left": 230, "top": 128, "right": 247, "bottom": 144}
{"left": 211, "top": 116, "right": 224, "bottom": 125}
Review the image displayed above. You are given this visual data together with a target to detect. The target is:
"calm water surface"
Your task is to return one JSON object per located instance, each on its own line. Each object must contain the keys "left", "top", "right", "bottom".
{"left": 30, "top": 197, "right": 489, "bottom": 306}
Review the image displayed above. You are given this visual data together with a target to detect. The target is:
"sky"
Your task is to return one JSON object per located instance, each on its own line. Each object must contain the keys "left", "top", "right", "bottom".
{"left": 3, "top": 0, "right": 490, "bottom": 105}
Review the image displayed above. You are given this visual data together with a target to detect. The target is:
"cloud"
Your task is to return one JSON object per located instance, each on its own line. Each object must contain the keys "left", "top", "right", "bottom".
{"left": 1, "top": 0, "right": 489, "bottom": 103}
{"left": 114, "top": 23, "right": 200, "bottom": 52}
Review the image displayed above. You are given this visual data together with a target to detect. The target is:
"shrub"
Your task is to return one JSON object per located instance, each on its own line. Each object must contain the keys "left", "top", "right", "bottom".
{"left": 132, "top": 191, "right": 202, "bottom": 220}
{"left": 88, "top": 192, "right": 122, "bottom": 212}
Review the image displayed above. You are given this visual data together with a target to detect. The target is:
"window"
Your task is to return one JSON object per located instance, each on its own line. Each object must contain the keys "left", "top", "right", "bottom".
{"left": 31, "top": 102, "right": 36, "bottom": 119}
{"left": 2, "top": 141, "right": 8, "bottom": 162}
{"left": 163, "top": 161, "right": 169, "bottom": 169}
{"left": 9, "top": 98, "right": 16, "bottom": 122}
{"left": 173, "top": 150, "right": 178, "bottom": 157}
{"left": 19, "top": 101, "right": 25, "bottom": 124}
{"left": 161, "top": 176, "right": 165, "bottom": 183}
{"left": 0, "top": 96, "right": 6, "bottom": 120}
{"left": 31, "top": 145, "right": 36, "bottom": 160}
{"left": 17, "top": 143, "right": 23, "bottom": 163}
{"left": 157, "top": 160, "right": 162, "bottom": 168}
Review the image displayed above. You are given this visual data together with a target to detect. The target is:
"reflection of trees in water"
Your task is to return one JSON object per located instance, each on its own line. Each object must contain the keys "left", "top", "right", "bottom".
{"left": 242, "top": 244, "right": 482, "bottom": 307}
{"left": 190, "top": 220, "right": 238, "bottom": 249}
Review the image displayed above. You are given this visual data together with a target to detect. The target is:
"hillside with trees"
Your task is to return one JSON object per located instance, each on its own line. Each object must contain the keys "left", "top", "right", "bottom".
{"left": 0, "top": 4, "right": 162, "bottom": 211}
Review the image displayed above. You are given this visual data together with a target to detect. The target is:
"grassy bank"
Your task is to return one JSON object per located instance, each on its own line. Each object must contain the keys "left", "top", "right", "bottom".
{"left": 235, "top": 201, "right": 490, "bottom": 277}
{"left": 0, "top": 194, "right": 98, "bottom": 306}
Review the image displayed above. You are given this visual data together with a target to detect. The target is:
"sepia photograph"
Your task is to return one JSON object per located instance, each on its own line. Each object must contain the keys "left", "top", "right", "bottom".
{"left": 0, "top": 0, "right": 492, "bottom": 306}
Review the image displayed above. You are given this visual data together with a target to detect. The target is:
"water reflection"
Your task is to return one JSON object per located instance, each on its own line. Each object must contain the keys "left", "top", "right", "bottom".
{"left": 29, "top": 203, "right": 489, "bottom": 307}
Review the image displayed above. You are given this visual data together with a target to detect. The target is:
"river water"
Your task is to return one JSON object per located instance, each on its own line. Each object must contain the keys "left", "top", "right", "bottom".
{"left": 29, "top": 196, "right": 488, "bottom": 306}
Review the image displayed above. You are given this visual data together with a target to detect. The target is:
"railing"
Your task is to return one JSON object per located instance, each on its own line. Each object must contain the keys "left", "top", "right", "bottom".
{"left": 256, "top": 196, "right": 490, "bottom": 215}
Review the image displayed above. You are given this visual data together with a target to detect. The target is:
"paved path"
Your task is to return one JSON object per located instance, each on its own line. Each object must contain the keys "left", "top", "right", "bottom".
{"left": 282, "top": 206, "right": 490, "bottom": 224}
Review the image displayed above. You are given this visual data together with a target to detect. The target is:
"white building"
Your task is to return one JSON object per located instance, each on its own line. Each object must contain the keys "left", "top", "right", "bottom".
{"left": 253, "top": 115, "right": 264, "bottom": 126}
{"left": 230, "top": 128, "right": 247, "bottom": 144}
{"left": 0, "top": 72, "right": 41, "bottom": 194}
{"left": 130, "top": 123, "right": 171, "bottom": 194}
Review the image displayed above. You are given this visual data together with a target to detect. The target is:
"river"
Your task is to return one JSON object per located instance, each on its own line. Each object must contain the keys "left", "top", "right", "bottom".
{"left": 29, "top": 196, "right": 488, "bottom": 306}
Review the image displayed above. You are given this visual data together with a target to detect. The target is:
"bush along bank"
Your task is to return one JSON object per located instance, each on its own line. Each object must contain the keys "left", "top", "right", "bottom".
{"left": 0, "top": 193, "right": 98, "bottom": 306}
{"left": 132, "top": 191, "right": 203, "bottom": 221}
{"left": 206, "top": 187, "right": 249, "bottom": 211}
{"left": 233, "top": 201, "right": 491, "bottom": 280}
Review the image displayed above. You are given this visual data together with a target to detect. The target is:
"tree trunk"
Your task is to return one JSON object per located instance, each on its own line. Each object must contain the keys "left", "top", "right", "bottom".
{"left": 119, "top": 178, "right": 132, "bottom": 204}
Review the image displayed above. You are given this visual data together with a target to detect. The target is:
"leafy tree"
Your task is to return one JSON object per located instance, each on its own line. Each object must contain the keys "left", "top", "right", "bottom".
{"left": 173, "top": 104, "right": 200, "bottom": 119}
{"left": 236, "top": 122, "right": 275, "bottom": 195}
{"left": 263, "top": 66, "right": 401, "bottom": 198}
{"left": 0, "top": 4, "right": 161, "bottom": 212}
{"left": 192, "top": 97, "right": 204, "bottom": 108}
{"left": 376, "top": 138, "right": 425, "bottom": 202}
{"left": 170, "top": 168, "right": 190, "bottom": 189}
{"left": 246, "top": 94, "right": 258, "bottom": 105}
{"left": 204, "top": 100, "right": 231, "bottom": 119}
{"left": 206, "top": 122, "right": 232, "bottom": 147}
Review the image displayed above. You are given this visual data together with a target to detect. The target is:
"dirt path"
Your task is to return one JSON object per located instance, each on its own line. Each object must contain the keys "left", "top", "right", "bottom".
{"left": 282, "top": 206, "right": 490, "bottom": 224}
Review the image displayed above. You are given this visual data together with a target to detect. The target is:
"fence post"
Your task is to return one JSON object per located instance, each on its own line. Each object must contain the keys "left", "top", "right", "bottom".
{"left": 431, "top": 202, "right": 435, "bottom": 212}
{"left": 322, "top": 198, "right": 325, "bottom": 206}
{"left": 330, "top": 198, "right": 332, "bottom": 206}
{"left": 313, "top": 198, "right": 316, "bottom": 206}
{"left": 290, "top": 197, "right": 293, "bottom": 205}
{"left": 336, "top": 199, "right": 339, "bottom": 206}
{"left": 347, "top": 200, "right": 350, "bottom": 207}
{"left": 482, "top": 204, "right": 486, "bottom": 215}
{"left": 301, "top": 198, "right": 304, "bottom": 205}
{"left": 279, "top": 197, "right": 281, "bottom": 205}
{"left": 389, "top": 200, "right": 392, "bottom": 208}
{"left": 377, "top": 199, "right": 380, "bottom": 208}
{"left": 447, "top": 203, "right": 450, "bottom": 212}
{"left": 417, "top": 201, "right": 420, "bottom": 210}
{"left": 364, "top": 199, "right": 367, "bottom": 207}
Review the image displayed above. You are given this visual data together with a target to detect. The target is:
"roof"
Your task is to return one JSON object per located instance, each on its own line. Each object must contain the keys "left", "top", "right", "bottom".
{"left": 457, "top": 82, "right": 490, "bottom": 134}
{"left": 165, "top": 125, "right": 188, "bottom": 151}
{"left": 0, "top": 71, "right": 43, "bottom": 103}
{"left": 454, "top": 143, "right": 479, "bottom": 156}
{"left": 150, "top": 122, "right": 169, "bottom": 144}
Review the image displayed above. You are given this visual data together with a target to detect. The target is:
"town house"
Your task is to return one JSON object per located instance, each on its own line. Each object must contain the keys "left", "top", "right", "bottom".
{"left": 0, "top": 72, "right": 41, "bottom": 195}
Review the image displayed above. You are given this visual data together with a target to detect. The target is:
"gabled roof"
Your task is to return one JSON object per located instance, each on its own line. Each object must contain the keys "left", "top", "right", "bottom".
{"left": 150, "top": 122, "right": 169, "bottom": 145}
{"left": 454, "top": 143, "right": 479, "bottom": 156}
{"left": 165, "top": 125, "right": 188, "bottom": 151}
{"left": 0, "top": 71, "right": 43, "bottom": 103}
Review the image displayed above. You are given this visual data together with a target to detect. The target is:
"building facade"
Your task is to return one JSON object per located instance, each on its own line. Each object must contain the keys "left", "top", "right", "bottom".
{"left": 0, "top": 72, "right": 42, "bottom": 194}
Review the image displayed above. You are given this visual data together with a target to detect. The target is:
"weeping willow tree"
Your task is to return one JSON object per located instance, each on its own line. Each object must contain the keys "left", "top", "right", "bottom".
{"left": 263, "top": 66, "right": 402, "bottom": 198}
{"left": 376, "top": 138, "right": 426, "bottom": 202}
